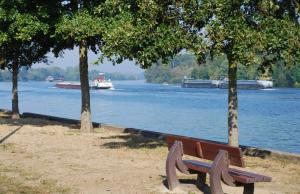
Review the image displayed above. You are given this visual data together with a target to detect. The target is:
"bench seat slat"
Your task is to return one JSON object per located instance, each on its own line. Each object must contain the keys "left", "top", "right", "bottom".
{"left": 184, "top": 160, "right": 211, "bottom": 173}
{"left": 184, "top": 160, "right": 271, "bottom": 184}
{"left": 229, "top": 168, "right": 272, "bottom": 182}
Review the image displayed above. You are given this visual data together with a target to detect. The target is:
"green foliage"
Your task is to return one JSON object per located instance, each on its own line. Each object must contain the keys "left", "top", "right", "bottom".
{"left": 55, "top": 10, "right": 103, "bottom": 42}
{"left": 0, "top": 1, "right": 57, "bottom": 71}
{"left": 53, "top": 1, "right": 107, "bottom": 55}
{"left": 99, "top": 0, "right": 188, "bottom": 68}
{"left": 179, "top": 0, "right": 300, "bottom": 69}
{"left": 9, "top": 13, "right": 48, "bottom": 41}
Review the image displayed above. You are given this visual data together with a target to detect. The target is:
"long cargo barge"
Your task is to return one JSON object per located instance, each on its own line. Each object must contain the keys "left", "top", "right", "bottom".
{"left": 181, "top": 78, "right": 273, "bottom": 89}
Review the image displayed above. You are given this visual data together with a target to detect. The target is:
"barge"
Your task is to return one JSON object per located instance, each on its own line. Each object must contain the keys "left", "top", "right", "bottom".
{"left": 182, "top": 77, "right": 273, "bottom": 89}
{"left": 181, "top": 78, "right": 220, "bottom": 88}
{"left": 219, "top": 80, "right": 273, "bottom": 89}
{"left": 55, "top": 73, "right": 113, "bottom": 90}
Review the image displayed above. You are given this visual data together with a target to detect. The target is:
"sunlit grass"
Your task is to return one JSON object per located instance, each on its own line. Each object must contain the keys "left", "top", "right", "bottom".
{"left": 0, "top": 164, "right": 73, "bottom": 194}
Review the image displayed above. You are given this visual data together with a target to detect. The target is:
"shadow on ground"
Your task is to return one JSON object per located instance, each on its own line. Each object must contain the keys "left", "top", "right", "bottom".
{"left": 241, "top": 147, "right": 271, "bottom": 158}
{"left": 0, "top": 110, "right": 79, "bottom": 129}
{"left": 100, "top": 134, "right": 166, "bottom": 149}
{"left": 0, "top": 125, "right": 23, "bottom": 144}
{"left": 160, "top": 175, "right": 212, "bottom": 194}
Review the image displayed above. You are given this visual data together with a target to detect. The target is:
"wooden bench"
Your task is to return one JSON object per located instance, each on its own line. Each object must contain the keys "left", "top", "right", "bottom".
{"left": 166, "top": 135, "right": 271, "bottom": 194}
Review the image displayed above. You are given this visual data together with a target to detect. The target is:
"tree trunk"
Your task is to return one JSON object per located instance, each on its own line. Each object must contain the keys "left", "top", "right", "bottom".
{"left": 79, "top": 40, "right": 93, "bottom": 132}
{"left": 12, "top": 62, "right": 20, "bottom": 119}
{"left": 227, "top": 58, "right": 238, "bottom": 147}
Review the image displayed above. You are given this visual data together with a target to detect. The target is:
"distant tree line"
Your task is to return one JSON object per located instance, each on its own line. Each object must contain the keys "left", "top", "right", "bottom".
{"left": 145, "top": 54, "right": 300, "bottom": 88}
{"left": 0, "top": 66, "right": 144, "bottom": 82}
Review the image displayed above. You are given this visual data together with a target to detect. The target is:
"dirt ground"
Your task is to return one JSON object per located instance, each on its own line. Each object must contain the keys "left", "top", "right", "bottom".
{"left": 0, "top": 112, "right": 299, "bottom": 194}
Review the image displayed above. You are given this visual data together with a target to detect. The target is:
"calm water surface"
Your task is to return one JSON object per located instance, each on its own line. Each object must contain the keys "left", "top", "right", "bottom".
{"left": 0, "top": 81, "right": 299, "bottom": 153}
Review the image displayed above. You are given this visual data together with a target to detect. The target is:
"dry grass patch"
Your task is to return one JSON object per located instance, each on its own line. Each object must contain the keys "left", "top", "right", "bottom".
{"left": 0, "top": 164, "right": 72, "bottom": 194}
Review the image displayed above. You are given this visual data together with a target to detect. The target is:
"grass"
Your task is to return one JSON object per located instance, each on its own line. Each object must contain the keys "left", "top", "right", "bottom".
{"left": 0, "top": 143, "right": 24, "bottom": 154}
{"left": 0, "top": 164, "right": 73, "bottom": 194}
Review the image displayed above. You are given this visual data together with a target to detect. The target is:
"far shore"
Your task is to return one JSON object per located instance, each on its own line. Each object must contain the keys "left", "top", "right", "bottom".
{"left": 0, "top": 110, "right": 300, "bottom": 193}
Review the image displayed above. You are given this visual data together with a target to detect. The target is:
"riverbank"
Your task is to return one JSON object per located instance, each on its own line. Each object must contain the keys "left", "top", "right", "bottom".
{"left": 0, "top": 111, "right": 299, "bottom": 193}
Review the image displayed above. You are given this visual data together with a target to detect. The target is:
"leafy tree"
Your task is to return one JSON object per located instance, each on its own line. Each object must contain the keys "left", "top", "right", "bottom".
{"left": 54, "top": 0, "right": 106, "bottom": 132}
{"left": 0, "top": 1, "right": 55, "bottom": 119}
{"left": 61, "top": 0, "right": 299, "bottom": 144}
{"left": 178, "top": 0, "right": 300, "bottom": 146}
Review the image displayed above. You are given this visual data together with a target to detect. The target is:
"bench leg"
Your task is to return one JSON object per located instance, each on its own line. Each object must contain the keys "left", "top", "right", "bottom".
{"left": 166, "top": 158, "right": 180, "bottom": 190}
{"left": 209, "top": 150, "right": 235, "bottom": 194}
{"left": 196, "top": 172, "right": 207, "bottom": 189}
{"left": 166, "top": 141, "right": 188, "bottom": 190}
{"left": 210, "top": 169, "right": 224, "bottom": 194}
{"left": 243, "top": 183, "right": 254, "bottom": 194}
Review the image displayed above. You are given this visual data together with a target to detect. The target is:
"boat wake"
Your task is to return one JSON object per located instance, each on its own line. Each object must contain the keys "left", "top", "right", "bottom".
{"left": 260, "top": 88, "right": 277, "bottom": 91}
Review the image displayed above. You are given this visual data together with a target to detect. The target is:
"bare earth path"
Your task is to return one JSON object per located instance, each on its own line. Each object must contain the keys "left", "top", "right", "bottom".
{"left": 0, "top": 114, "right": 299, "bottom": 193}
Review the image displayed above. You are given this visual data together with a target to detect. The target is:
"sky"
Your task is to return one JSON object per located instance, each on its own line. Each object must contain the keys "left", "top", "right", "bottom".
{"left": 34, "top": 47, "right": 144, "bottom": 74}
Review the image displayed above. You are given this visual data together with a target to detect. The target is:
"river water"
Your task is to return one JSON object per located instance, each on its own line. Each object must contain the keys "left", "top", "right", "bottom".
{"left": 0, "top": 80, "right": 299, "bottom": 154}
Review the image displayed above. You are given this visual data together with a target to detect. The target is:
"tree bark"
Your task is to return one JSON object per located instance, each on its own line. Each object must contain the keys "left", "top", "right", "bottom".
{"left": 227, "top": 58, "right": 238, "bottom": 147}
{"left": 12, "top": 62, "right": 20, "bottom": 119}
{"left": 79, "top": 40, "right": 93, "bottom": 132}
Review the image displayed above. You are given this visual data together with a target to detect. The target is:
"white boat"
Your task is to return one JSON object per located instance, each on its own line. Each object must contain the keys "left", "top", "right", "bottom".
{"left": 46, "top": 75, "right": 64, "bottom": 82}
{"left": 46, "top": 76, "right": 54, "bottom": 82}
{"left": 91, "top": 73, "right": 113, "bottom": 89}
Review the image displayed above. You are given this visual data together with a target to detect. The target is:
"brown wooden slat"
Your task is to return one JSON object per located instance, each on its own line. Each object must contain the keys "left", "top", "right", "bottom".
{"left": 229, "top": 168, "right": 272, "bottom": 182}
{"left": 183, "top": 160, "right": 271, "bottom": 184}
{"left": 184, "top": 160, "right": 211, "bottom": 173}
{"left": 167, "top": 135, "right": 245, "bottom": 167}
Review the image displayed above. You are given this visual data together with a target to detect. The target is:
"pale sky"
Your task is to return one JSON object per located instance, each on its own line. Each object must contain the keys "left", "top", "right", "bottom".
{"left": 34, "top": 47, "right": 144, "bottom": 74}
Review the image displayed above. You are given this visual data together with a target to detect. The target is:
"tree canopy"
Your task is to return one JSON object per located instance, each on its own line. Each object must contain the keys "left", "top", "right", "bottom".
{"left": 0, "top": 0, "right": 58, "bottom": 118}
{"left": 0, "top": 1, "right": 53, "bottom": 69}
{"left": 98, "top": 0, "right": 188, "bottom": 67}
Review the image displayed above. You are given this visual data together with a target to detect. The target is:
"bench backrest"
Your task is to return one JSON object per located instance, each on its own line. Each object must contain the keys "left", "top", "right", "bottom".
{"left": 166, "top": 135, "right": 245, "bottom": 167}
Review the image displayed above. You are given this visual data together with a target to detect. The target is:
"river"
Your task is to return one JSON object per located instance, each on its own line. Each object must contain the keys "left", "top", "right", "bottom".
{"left": 0, "top": 80, "right": 299, "bottom": 154}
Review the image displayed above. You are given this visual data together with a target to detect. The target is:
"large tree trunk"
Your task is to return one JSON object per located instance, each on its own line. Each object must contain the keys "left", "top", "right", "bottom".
{"left": 227, "top": 58, "right": 238, "bottom": 147}
{"left": 12, "top": 62, "right": 20, "bottom": 119}
{"left": 79, "top": 40, "right": 93, "bottom": 132}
